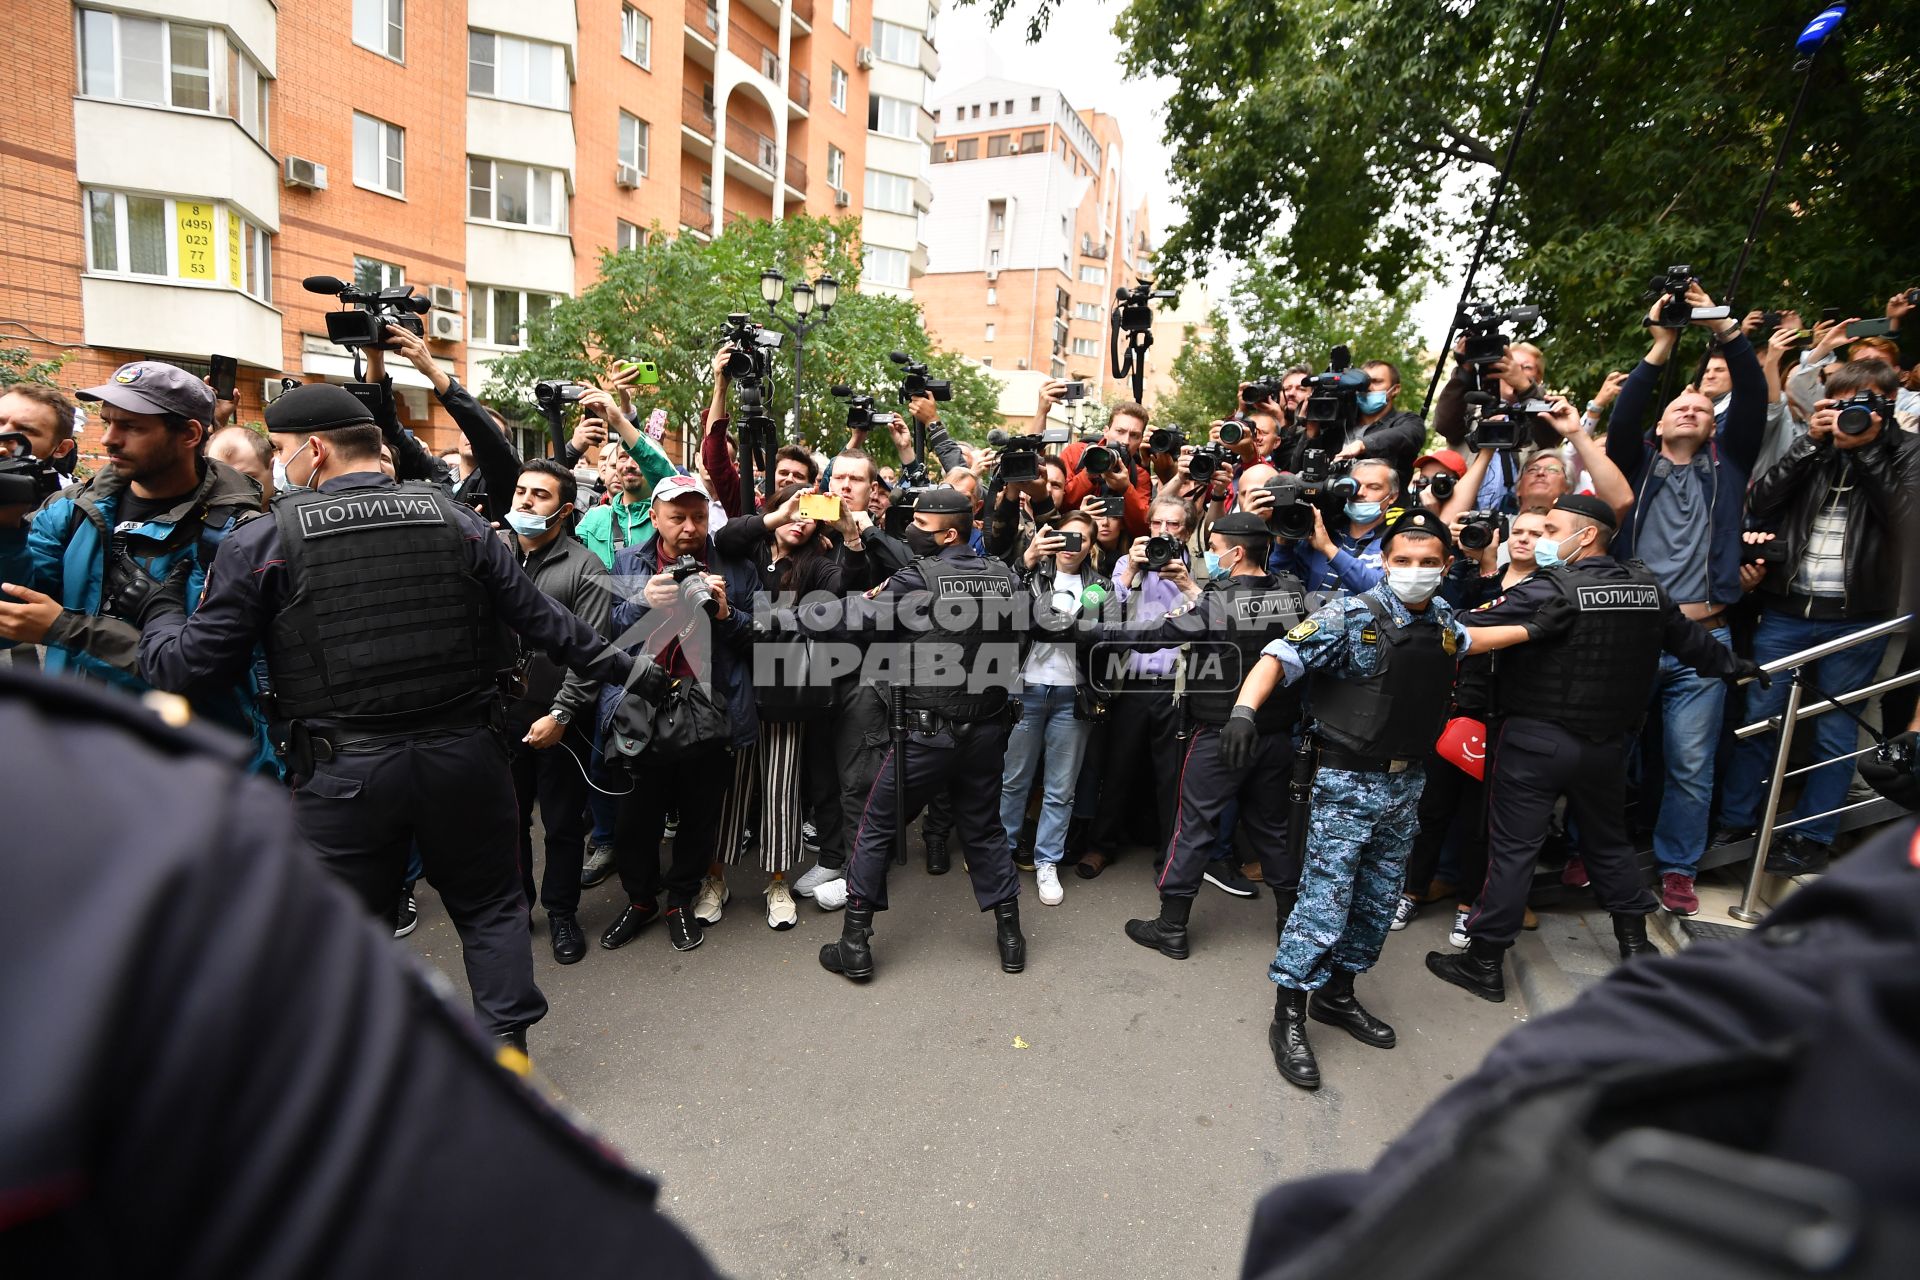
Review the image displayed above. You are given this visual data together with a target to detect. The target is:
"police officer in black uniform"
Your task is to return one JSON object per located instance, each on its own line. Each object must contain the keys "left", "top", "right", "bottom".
{"left": 782, "top": 486, "right": 1029, "bottom": 981}
{"left": 1429, "top": 494, "right": 1763, "bottom": 1003}
{"left": 137, "top": 385, "right": 646, "bottom": 1049}
{"left": 1109, "top": 511, "right": 1309, "bottom": 960}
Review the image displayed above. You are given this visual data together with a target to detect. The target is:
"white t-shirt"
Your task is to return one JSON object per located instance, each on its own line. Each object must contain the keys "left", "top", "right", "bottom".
{"left": 1021, "top": 569, "right": 1082, "bottom": 687}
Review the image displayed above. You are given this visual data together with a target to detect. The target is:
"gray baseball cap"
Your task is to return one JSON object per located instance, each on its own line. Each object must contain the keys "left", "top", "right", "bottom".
{"left": 76, "top": 361, "right": 216, "bottom": 421}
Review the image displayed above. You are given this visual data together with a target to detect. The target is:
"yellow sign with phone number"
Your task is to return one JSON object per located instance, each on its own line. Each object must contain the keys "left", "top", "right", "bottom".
{"left": 175, "top": 201, "right": 217, "bottom": 281}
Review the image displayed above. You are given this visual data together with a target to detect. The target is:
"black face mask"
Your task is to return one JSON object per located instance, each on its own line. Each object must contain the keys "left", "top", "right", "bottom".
{"left": 904, "top": 526, "right": 943, "bottom": 559}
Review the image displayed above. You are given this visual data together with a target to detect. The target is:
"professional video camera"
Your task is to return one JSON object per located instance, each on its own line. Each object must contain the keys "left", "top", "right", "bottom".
{"left": 830, "top": 384, "right": 900, "bottom": 436}
{"left": 533, "top": 381, "right": 594, "bottom": 408}
{"left": 985, "top": 424, "right": 1069, "bottom": 484}
{"left": 721, "top": 312, "right": 784, "bottom": 383}
{"left": 1455, "top": 299, "right": 1543, "bottom": 367}
{"left": 664, "top": 554, "right": 719, "bottom": 617}
{"left": 0, "top": 431, "right": 61, "bottom": 508}
{"left": 1109, "top": 278, "right": 1178, "bottom": 401}
{"left": 1301, "top": 345, "right": 1368, "bottom": 446}
{"left": 1834, "top": 390, "right": 1891, "bottom": 437}
{"left": 1643, "top": 265, "right": 1731, "bottom": 329}
{"left": 1260, "top": 473, "right": 1318, "bottom": 542}
{"left": 1457, "top": 510, "right": 1509, "bottom": 552}
{"left": 302, "top": 274, "right": 430, "bottom": 351}
{"left": 889, "top": 351, "right": 951, "bottom": 404}
{"left": 1469, "top": 397, "right": 1557, "bottom": 452}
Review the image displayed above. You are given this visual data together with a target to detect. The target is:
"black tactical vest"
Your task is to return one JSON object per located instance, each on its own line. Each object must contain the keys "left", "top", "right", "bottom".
{"left": 900, "top": 555, "right": 1021, "bottom": 723}
{"left": 265, "top": 481, "right": 513, "bottom": 723}
{"left": 1309, "top": 594, "right": 1458, "bottom": 761}
{"left": 1496, "top": 560, "right": 1666, "bottom": 737}
{"left": 1186, "top": 573, "right": 1308, "bottom": 732}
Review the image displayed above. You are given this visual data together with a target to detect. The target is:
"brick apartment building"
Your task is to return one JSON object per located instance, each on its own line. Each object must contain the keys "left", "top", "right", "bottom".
{"left": 0, "top": 0, "right": 940, "bottom": 462}
{"left": 914, "top": 76, "right": 1154, "bottom": 420}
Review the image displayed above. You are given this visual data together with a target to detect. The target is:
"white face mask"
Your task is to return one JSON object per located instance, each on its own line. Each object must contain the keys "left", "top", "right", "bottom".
{"left": 273, "top": 439, "right": 314, "bottom": 493}
{"left": 1387, "top": 566, "right": 1445, "bottom": 604}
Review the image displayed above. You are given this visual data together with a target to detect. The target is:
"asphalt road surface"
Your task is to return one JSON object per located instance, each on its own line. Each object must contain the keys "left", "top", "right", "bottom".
{"left": 408, "top": 844, "right": 1531, "bottom": 1278}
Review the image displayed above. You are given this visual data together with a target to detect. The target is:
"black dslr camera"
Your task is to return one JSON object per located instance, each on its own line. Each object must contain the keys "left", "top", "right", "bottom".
{"left": 985, "top": 424, "right": 1068, "bottom": 484}
{"left": 301, "top": 273, "right": 430, "bottom": 350}
{"left": 831, "top": 384, "right": 899, "bottom": 435}
{"left": 0, "top": 432, "right": 61, "bottom": 508}
{"left": 1301, "top": 345, "right": 1367, "bottom": 446}
{"left": 1147, "top": 426, "right": 1186, "bottom": 455}
{"left": 1143, "top": 535, "right": 1180, "bottom": 571}
{"left": 1834, "top": 390, "right": 1890, "bottom": 437}
{"left": 1643, "top": 265, "right": 1730, "bottom": 330}
{"left": 889, "top": 351, "right": 951, "bottom": 404}
{"left": 1411, "top": 471, "right": 1456, "bottom": 502}
{"left": 1240, "top": 376, "right": 1283, "bottom": 407}
{"left": 1457, "top": 510, "right": 1509, "bottom": 552}
{"left": 1186, "top": 443, "right": 1232, "bottom": 484}
{"left": 1217, "top": 416, "right": 1259, "bottom": 447}
{"left": 664, "top": 554, "right": 719, "bottom": 617}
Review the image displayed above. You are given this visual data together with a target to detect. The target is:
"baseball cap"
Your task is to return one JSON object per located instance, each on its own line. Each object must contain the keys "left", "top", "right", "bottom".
{"left": 650, "top": 473, "right": 711, "bottom": 504}
{"left": 76, "top": 361, "right": 215, "bottom": 422}
{"left": 1415, "top": 449, "right": 1466, "bottom": 477}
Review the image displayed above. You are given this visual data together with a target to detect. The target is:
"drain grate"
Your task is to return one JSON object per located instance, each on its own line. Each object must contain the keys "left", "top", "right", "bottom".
{"left": 1680, "top": 919, "right": 1753, "bottom": 944}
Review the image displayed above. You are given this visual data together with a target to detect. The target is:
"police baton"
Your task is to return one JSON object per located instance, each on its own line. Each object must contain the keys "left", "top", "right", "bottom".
{"left": 890, "top": 683, "right": 909, "bottom": 866}
{"left": 1286, "top": 724, "right": 1318, "bottom": 867}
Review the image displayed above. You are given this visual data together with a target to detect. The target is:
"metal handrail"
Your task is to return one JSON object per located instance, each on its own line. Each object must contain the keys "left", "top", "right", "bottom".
{"left": 1729, "top": 613, "right": 1914, "bottom": 924}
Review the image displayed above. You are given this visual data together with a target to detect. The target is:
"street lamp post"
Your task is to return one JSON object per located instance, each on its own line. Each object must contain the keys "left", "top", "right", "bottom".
{"left": 759, "top": 267, "right": 839, "bottom": 450}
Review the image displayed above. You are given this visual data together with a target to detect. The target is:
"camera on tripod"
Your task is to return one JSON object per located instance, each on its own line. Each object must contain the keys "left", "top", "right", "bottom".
{"left": 985, "top": 424, "right": 1069, "bottom": 484}
{"left": 533, "top": 381, "right": 594, "bottom": 409}
{"left": 1301, "top": 346, "right": 1368, "bottom": 444}
{"left": 302, "top": 273, "right": 431, "bottom": 350}
{"left": 721, "top": 313, "right": 782, "bottom": 382}
{"left": 889, "top": 351, "right": 951, "bottom": 404}
{"left": 664, "top": 554, "right": 719, "bottom": 617}
{"left": 1643, "top": 266, "right": 1730, "bottom": 329}
{"left": 0, "top": 431, "right": 61, "bottom": 508}
{"left": 1112, "top": 280, "right": 1176, "bottom": 338}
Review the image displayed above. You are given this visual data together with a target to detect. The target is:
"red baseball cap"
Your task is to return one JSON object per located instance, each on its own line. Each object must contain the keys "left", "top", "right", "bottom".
{"left": 1414, "top": 449, "right": 1466, "bottom": 477}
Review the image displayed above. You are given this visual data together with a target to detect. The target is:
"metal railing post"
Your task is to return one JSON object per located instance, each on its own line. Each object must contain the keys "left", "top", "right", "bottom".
{"left": 1731, "top": 677, "right": 1804, "bottom": 924}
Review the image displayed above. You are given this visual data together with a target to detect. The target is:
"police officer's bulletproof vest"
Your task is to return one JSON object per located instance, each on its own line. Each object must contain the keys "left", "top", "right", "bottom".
{"left": 265, "top": 480, "right": 513, "bottom": 722}
{"left": 1497, "top": 559, "right": 1664, "bottom": 736}
{"left": 1309, "top": 594, "right": 1457, "bottom": 760}
{"left": 901, "top": 555, "right": 1020, "bottom": 722}
{"left": 1186, "top": 573, "right": 1307, "bottom": 732}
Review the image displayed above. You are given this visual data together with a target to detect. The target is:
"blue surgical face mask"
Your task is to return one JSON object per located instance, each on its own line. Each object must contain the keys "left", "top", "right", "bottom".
{"left": 1535, "top": 531, "right": 1583, "bottom": 569}
{"left": 506, "top": 510, "right": 553, "bottom": 537}
{"left": 1357, "top": 391, "right": 1389, "bottom": 415}
{"left": 272, "top": 439, "right": 313, "bottom": 493}
{"left": 1203, "top": 549, "right": 1234, "bottom": 580}
{"left": 1345, "top": 500, "right": 1383, "bottom": 524}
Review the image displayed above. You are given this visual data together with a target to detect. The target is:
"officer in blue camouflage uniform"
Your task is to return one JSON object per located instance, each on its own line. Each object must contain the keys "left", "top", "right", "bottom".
{"left": 1222, "top": 509, "right": 1534, "bottom": 1089}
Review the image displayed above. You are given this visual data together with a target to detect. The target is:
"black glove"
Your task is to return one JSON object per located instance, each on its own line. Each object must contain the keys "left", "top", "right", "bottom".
{"left": 1727, "top": 658, "right": 1772, "bottom": 689}
{"left": 1522, "top": 591, "right": 1579, "bottom": 640}
{"left": 1219, "top": 707, "right": 1258, "bottom": 771}
{"left": 1859, "top": 732, "right": 1919, "bottom": 811}
{"left": 124, "top": 558, "right": 193, "bottom": 629}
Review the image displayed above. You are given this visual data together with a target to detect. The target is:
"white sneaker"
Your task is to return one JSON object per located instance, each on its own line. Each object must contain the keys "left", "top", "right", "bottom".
{"left": 1448, "top": 907, "right": 1471, "bottom": 949}
{"left": 1035, "top": 863, "right": 1064, "bottom": 906}
{"left": 693, "top": 875, "right": 729, "bottom": 925}
{"left": 765, "top": 880, "right": 798, "bottom": 930}
{"left": 792, "top": 862, "right": 843, "bottom": 899}
{"left": 812, "top": 876, "right": 848, "bottom": 911}
{"left": 1389, "top": 894, "right": 1418, "bottom": 931}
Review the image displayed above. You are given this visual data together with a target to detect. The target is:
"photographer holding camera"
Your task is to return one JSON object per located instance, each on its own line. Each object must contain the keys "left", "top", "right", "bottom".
{"left": 572, "top": 386, "right": 681, "bottom": 568}
{"left": 1434, "top": 340, "right": 1554, "bottom": 510}
{"left": 1335, "top": 361, "right": 1426, "bottom": 487}
{"left": 361, "top": 322, "right": 523, "bottom": 522}
{"left": 1603, "top": 278, "right": 1766, "bottom": 912}
{"left": 1270, "top": 457, "right": 1400, "bottom": 595}
{"left": 1716, "top": 359, "right": 1918, "bottom": 877}
{"left": 599, "top": 473, "right": 760, "bottom": 955}
{"left": 1059, "top": 400, "right": 1152, "bottom": 538}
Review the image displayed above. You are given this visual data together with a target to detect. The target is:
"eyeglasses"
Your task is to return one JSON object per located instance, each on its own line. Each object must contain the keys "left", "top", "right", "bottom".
{"left": 1522, "top": 463, "right": 1566, "bottom": 478}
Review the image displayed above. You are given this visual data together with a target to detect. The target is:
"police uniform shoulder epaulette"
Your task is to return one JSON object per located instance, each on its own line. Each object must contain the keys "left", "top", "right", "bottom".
{"left": 0, "top": 668, "right": 254, "bottom": 768}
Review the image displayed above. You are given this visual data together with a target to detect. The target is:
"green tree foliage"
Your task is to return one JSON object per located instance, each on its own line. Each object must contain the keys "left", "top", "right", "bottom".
{"left": 1153, "top": 309, "right": 1243, "bottom": 430}
{"left": 482, "top": 215, "right": 1000, "bottom": 466}
{"left": 971, "top": 0, "right": 1918, "bottom": 394}
{"left": 0, "top": 343, "right": 70, "bottom": 387}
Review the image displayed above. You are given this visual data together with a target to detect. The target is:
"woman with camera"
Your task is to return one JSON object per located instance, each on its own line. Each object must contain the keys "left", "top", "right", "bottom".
{"left": 1000, "top": 510, "right": 1112, "bottom": 906}
{"left": 706, "top": 484, "right": 851, "bottom": 930}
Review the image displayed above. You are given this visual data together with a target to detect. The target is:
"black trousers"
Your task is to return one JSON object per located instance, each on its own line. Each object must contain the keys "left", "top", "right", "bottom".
{"left": 510, "top": 730, "right": 592, "bottom": 916}
{"left": 827, "top": 686, "right": 892, "bottom": 872}
{"left": 613, "top": 744, "right": 730, "bottom": 908}
{"left": 802, "top": 717, "right": 846, "bottom": 865}
{"left": 1090, "top": 679, "right": 1183, "bottom": 855}
{"left": 292, "top": 727, "right": 545, "bottom": 1037}
{"left": 1469, "top": 716, "right": 1657, "bottom": 946}
{"left": 1157, "top": 724, "right": 1296, "bottom": 899}
{"left": 847, "top": 722, "right": 1019, "bottom": 912}
{"left": 1404, "top": 750, "right": 1489, "bottom": 906}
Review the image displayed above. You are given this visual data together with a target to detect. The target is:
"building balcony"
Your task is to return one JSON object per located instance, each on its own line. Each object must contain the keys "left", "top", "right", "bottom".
{"left": 729, "top": 21, "right": 781, "bottom": 82}
{"left": 81, "top": 275, "right": 282, "bottom": 370}
{"left": 725, "top": 116, "right": 779, "bottom": 183}
{"left": 792, "top": 0, "right": 814, "bottom": 31}
{"left": 685, "top": 0, "right": 719, "bottom": 64}
{"left": 680, "top": 187, "right": 714, "bottom": 237}
{"left": 789, "top": 69, "right": 811, "bottom": 112}
{"left": 683, "top": 87, "right": 716, "bottom": 143}
{"left": 467, "top": 95, "right": 577, "bottom": 174}
{"left": 74, "top": 99, "right": 280, "bottom": 227}
{"left": 468, "top": 0, "right": 578, "bottom": 55}
{"left": 784, "top": 151, "right": 807, "bottom": 194}
{"left": 466, "top": 222, "right": 574, "bottom": 295}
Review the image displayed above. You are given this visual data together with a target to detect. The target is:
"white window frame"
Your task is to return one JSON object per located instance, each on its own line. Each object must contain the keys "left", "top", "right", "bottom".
{"left": 862, "top": 246, "right": 909, "bottom": 289}
{"left": 985, "top": 323, "right": 996, "bottom": 342}
{"left": 77, "top": 10, "right": 233, "bottom": 115}
{"left": 1074, "top": 302, "right": 1103, "bottom": 322}
{"left": 619, "top": 112, "right": 650, "bottom": 176}
{"left": 826, "top": 145, "right": 846, "bottom": 191}
{"left": 354, "top": 113, "right": 406, "bottom": 197}
{"left": 870, "top": 95, "right": 917, "bottom": 141}
{"left": 616, "top": 220, "right": 646, "bottom": 252}
{"left": 228, "top": 45, "right": 270, "bottom": 146}
{"left": 470, "top": 285, "right": 562, "bottom": 350}
{"left": 833, "top": 0, "right": 851, "bottom": 33}
{"left": 466, "top": 157, "right": 568, "bottom": 232}
{"left": 1078, "top": 264, "right": 1106, "bottom": 285}
{"left": 1071, "top": 337, "right": 1101, "bottom": 358}
{"left": 468, "top": 31, "right": 569, "bottom": 110}
{"left": 863, "top": 170, "right": 912, "bottom": 214}
{"left": 986, "top": 286, "right": 997, "bottom": 305}
{"left": 353, "top": 255, "right": 405, "bottom": 292}
{"left": 621, "top": 6, "right": 653, "bottom": 69}
{"left": 829, "top": 64, "right": 848, "bottom": 111}
{"left": 353, "top": 0, "right": 405, "bottom": 63}
{"left": 82, "top": 187, "right": 269, "bottom": 301}
{"left": 873, "top": 20, "right": 919, "bottom": 65}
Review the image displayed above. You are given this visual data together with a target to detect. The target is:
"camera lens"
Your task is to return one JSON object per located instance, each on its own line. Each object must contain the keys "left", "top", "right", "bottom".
{"left": 1460, "top": 522, "right": 1492, "bottom": 551}
{"left": 1218, "top": 421, "right": 1246, "bottom": 445}
{"left": 1428, "top": 473, "right": 1456, "bottom": 500}
{"left": 1144, "top": 536, "right": 1177, "bottom": 570}
{"left": 1187, "top": 451, "right": 1217, "bottom": 482}
{"left": 1835, "top": 403, "right": 1877, "bottom": 436}
{"left": 1081, "top": 445, "right": 1115, "bottom": 475}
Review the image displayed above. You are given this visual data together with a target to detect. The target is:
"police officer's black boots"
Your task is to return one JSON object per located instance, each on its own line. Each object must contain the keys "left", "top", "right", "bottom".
{"left": 1269, "top": 988, "right": 1320, "bottom": 1090}
{"left": 820, "top": 905, "right": 876, "bottom": 981}
{"left": 994, "top": 899, "right": 1026, "bottom": 973}
{"left": 1308, "top": 969, "right": 1396, "bottom": 1048}
{"left": 1124, "top": 894, "right": 1192, "bottom": 960}
{"left": 1426, "top": 938, "right": 1508, "bottom": 1002}
{"left": 1612, "top": 912, "right": 1660, "bottom": 961}
{"left": 925, "top": 829, "right": 951, "bottom": 876}
{"left": 549, "top": 911, "right": 586, "bottom": 965}
{"left": 1272, "top": 885, "right": 1300, "bottom": 947}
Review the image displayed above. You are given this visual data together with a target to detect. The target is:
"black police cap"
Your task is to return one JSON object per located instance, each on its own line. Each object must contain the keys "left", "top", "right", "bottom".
{"left": 1382, "top": 507, "right": 1455, "bottom": 556}
{"left": 1213, "top": 512, "right": 1271, "bottom": 536}
{"left": 1553, "top": 493, "right": 1617, "bottom": 531}
{"left": 912, "top": 485, "right": 972, "bottom": 515}
{"left": 264, "top": 383, "right": 376, "bottom": 435}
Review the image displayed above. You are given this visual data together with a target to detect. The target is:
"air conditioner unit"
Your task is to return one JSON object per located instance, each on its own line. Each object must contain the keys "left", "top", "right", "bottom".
{"left": 282, "top": 156, "right": 327, "bottom": 190}
{"left": 985, "top": 269, "right": 998, "bottom": 282}
{"left": 1016, "top": 358, "right": 1028, "bottom": 370}
{"left": 855, "top": 45, "right": 875, "bottom": 70}
{"left": 1008, "top": 144, "right": 1019, "bottom": 155}
{"left": 430, "top": 311, "right": 464, "bottom": 342}
{"left": 429, "top": 284, "right": 463, "bottom": 313}
{"left": 833, "top": 188, "right": 851, "bottom": 207}
{"left": 616, "top": 163, "right": 642, "bottom": 189}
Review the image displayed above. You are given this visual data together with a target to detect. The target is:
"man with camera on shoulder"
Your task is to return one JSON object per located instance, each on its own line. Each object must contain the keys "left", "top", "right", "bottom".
{"left": 1269, "top": 457, "right": 1400, "bottom": 595}
{"left": 1717, "top": 359, "right": 1919, "bottom": 878}
{"left": 1333, "top": 361, "right": 1425, "bottom": 487}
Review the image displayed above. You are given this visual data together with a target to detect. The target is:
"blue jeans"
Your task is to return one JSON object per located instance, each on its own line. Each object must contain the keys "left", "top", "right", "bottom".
{"left": 1000, "top": 685, "right": 1091, "bottom": 866}
{"left": 1720, "top": 611, "right": 1890, "bottom": 845}
{"left": 1647, "top": 625, "right": 1730, "bottom": 878}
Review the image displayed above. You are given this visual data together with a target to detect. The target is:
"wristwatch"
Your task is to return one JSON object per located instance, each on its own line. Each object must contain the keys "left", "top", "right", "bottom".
{"left": 549, "top": 708, "right": 572, "bottom": 726}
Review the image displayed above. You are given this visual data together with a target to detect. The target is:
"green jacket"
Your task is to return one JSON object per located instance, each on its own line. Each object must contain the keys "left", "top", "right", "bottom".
{"left": 576, "top": 431, "right": 679, "bottom": 568}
